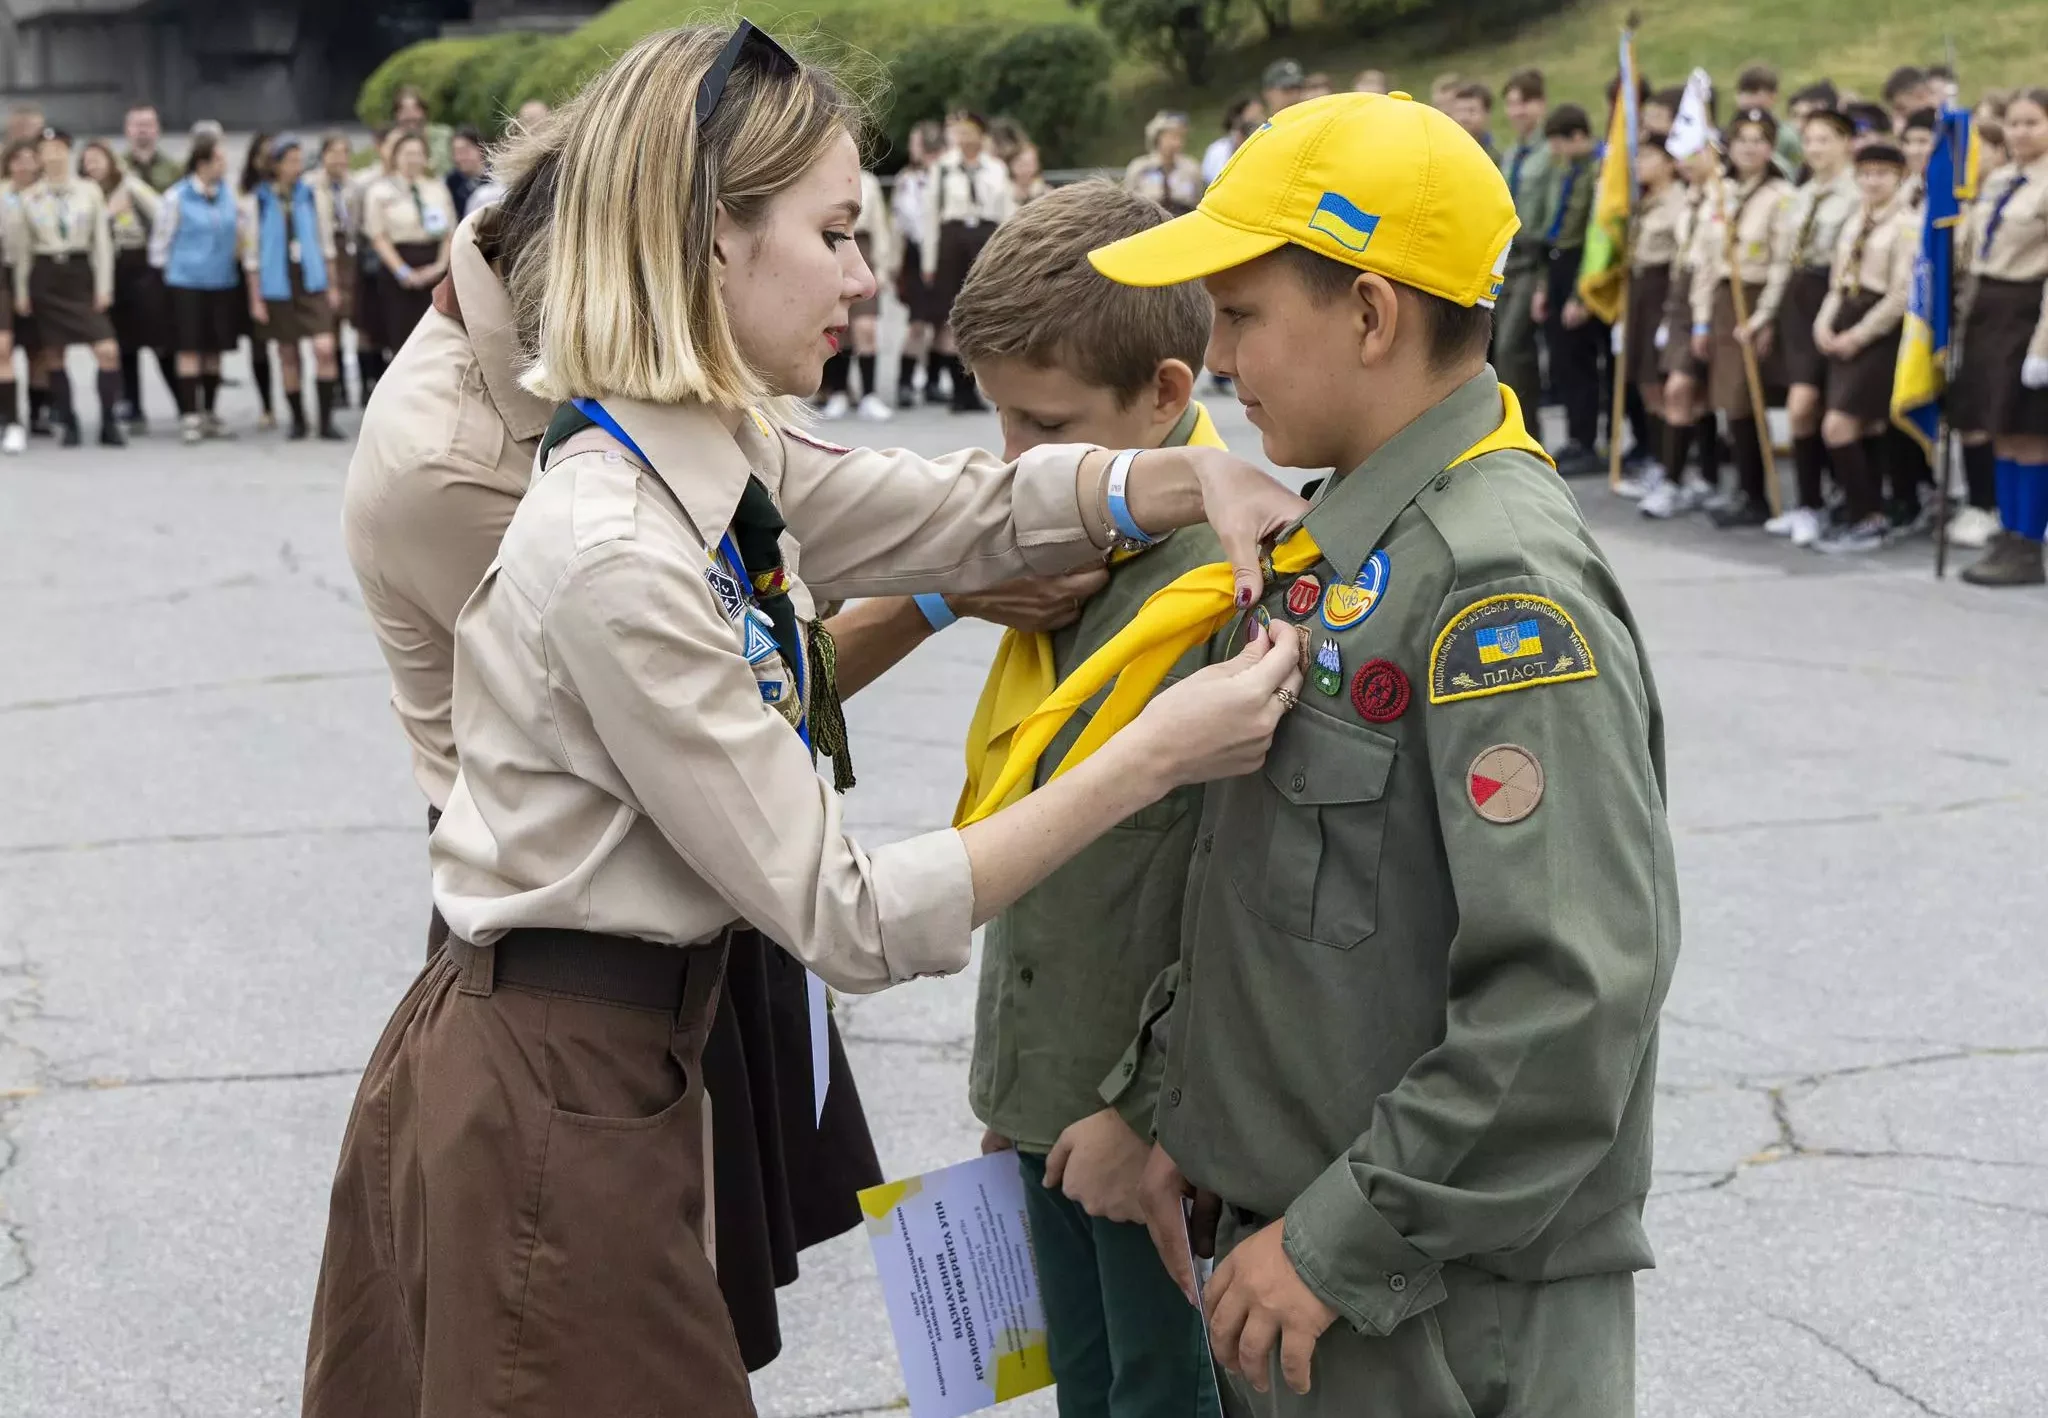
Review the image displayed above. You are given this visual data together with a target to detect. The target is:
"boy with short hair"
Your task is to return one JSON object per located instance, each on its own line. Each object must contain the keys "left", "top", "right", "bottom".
{"left": 948, "top": 178, "right": 1228, "bottom": 1418}
{"left": 1083, "top": 91, "right": 1677, "bottom": 1415}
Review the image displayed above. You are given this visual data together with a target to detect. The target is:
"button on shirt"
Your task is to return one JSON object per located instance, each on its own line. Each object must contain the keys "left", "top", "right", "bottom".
{"left": 343, "top": 216, "right": 554, "bottom": 810}
{"left": 6, "top": 177, "right": 114, "bottom": 307}
{"left": 429, "top": 403, "right": 1106, "bottom": 993}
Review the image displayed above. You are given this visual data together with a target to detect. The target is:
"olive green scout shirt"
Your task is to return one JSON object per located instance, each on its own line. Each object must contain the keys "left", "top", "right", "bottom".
{"left": 1499, "top": 135, "right": 1554, "bottom": 271}
{"left": 972, "top": 408, "right": 1221, "bottom": 1153}
{"left": 1154, "top": 370, "right": 1679, "bottom": 1339}
{"left": 1543, "top": 152, "right": 1600, "bottom": 254}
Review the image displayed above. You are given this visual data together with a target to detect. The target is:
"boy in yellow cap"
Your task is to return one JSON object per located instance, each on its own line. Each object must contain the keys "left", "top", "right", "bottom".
{"left": 1086, "top": 92, "right": 1679, "bottom": 1415}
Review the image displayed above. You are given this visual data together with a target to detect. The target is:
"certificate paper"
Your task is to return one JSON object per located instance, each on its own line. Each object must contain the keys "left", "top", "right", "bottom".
{"left": 859, "top": 1152, "right": 1054, "bottom": 1417}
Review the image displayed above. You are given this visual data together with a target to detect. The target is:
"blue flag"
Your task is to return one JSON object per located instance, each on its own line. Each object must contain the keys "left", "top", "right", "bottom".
{"left": 1892, "top": 105, "right": 1979, "bottom": 456}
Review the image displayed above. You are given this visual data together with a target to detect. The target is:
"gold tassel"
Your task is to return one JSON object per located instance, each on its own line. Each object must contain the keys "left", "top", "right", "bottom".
{"left": 806, "top": 620, "right": 856, "bottom": 793}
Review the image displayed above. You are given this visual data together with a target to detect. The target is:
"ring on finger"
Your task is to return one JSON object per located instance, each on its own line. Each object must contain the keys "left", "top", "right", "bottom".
{"left": 1274, "top": 687, "right": 1298, "bottom": 709}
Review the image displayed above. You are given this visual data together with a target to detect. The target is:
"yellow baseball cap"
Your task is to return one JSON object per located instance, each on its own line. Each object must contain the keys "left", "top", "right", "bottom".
{"left": 1089, "top": 91, "right": 1519, "bottom": 309}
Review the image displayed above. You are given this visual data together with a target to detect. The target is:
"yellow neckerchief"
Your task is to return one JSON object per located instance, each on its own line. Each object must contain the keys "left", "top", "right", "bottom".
{"left": 952, "top": 401, "right": 1226, "bottom": 827}
{"left": 957, "top": 386, "right": 1550, "bottom": 826}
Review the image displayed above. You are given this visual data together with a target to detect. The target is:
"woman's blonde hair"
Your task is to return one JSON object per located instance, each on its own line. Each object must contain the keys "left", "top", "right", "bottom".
{"left": 525, "top": 23, "right": 867, "bottom": 407}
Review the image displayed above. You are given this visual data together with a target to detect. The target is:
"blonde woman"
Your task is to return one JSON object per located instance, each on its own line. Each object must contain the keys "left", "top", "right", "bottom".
{"left": 302, "top": 24, "right": 1307, "bottom": 1416}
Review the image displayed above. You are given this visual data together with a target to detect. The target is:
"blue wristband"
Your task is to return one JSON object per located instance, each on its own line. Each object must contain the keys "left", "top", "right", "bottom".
{"left": 914, "top": 593, "right": 957, "bottom": 632}
{"left": 1105, "top": 448, "right": 1156, "bottom": 546}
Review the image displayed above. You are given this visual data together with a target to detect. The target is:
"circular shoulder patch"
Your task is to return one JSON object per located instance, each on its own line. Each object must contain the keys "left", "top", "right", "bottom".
{"left": 1467, "top": 744, "right": 1544, "bottom": 824}
{"left": 1350, "top": 658, "right": 1411, "bottom": 723}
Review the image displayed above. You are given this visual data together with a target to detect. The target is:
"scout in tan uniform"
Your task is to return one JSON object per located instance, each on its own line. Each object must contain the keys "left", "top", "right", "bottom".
{"left": 1809, "top": 141, "right": 1917, "bottom": 553}
{"left": 360, "top": 129, "right": 455, "bottom": 357}
{"left": 919, "top": 110, "right": 1015, "bottom": 412}
{"left": 1955, "top": 88, "right": 2048, "bottom": 587}
{"left": 816, "top": 166, "right": 893, "bottom": 419}
{"left": 239, "top": 135, "right": 344, "bottom": 441}
{"left": 315, "top": 134, "right": 359, "bottom": 404}
{"left": 307, "top": 27, "right": 1308, "bottom": 1417}
{"left": 1086, "top": 91, "right": 1676, "bottom": 1415}
{"left": 79, "top": 139, "right": 167, "bottom": 429}
{"left": 1688, "top": 108, "right": 1794, "bottom": 526}
{"left": 1768, "top": 108, "right": 1859, "bottom": 544}
{"left": 1618, "top": 135, "right": 1686, "bottom": 501}
{"left": 1641, "top": 144, "right": 1729, "bottom": 518}
{"left": 7, "top": 129, "right": 123, "bottom": 446}
{"left": 0, "top": 139, "right": 30, "bottom": 450}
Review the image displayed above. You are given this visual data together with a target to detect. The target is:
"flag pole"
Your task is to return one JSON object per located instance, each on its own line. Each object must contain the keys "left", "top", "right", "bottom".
{"left": 1609, "top": 269, "right": 1630, "bottom": 490}
{"left": 1607, "top": 14, "right": 1640, "bottom": 491}
{"left": 1725, "top": 250, "right": 1783, "bottom": 517}
{"left": 1932, "top": 96, "right": 1963, "bottom": 578}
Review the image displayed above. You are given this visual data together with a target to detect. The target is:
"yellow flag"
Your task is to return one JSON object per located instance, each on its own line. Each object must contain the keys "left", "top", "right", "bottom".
{"left": 1576, "top": 29, "right": 1638, "bottom": 327}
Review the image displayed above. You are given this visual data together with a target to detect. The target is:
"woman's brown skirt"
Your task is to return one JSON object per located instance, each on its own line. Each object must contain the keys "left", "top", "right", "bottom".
{"left": 1657, "top": 263, "right": 1702, "bottom": 380}
{"left": 264, "top": 260, "right": 336, "bottom": 344}
{"left": 0, "top": 263, "right": 12, "bottom": 338}
{"left": 930, "top": 219, "right": 996, "bottom": 327}
{"left": 374, "top": 240, "right": 440, "bottom": 352}
{"left": 1778, "top": 267, "right": 1832, "bottom": 388}
{"left": 29, "top": 255, "right": 115, "bottom": 348}
{"left": 1624, "top": 262, "right": 1672, "bottom": 387}
{"left": 1822, "top": 292, "right": 1902, "bottom": 424}
{"left": 327, "top": 239, "right": 357, "bottom": 324}
{"left": 1953, "top": 275, "right": 2048, "bottom": 437}
{"left": 111, "top": 248, "right": 168, "bottom": 353}
{"left": 1709, "top": 279, "right": 1786, "bottom": 413}
{"left": 898, "top": 238, "right": 945, "bottom": 325}
{"left": 302, "top": 934, "right": 756, "bottom": 1418}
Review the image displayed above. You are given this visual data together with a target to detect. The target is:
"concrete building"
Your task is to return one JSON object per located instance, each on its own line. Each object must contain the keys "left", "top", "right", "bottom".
{"left": 0, "top": 0, "right": 598, "bottom": 133}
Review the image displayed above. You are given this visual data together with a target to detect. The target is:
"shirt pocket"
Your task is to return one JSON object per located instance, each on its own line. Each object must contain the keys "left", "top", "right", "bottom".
{"left": 1230, "top": 708, "right": 1398, "bottom": 949}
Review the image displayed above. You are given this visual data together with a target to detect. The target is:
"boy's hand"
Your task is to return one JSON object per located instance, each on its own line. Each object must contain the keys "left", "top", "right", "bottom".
{"left": 1042, "top": 1107, "right": 1149, "bottom": 1224}
{"left": 979, "top": 1128, "right": 1013, "bottom": 1155}
{"left": 1138, "top": 1142, "right": 1200, "bottom": 1302}
{"left": 1206, "top": 1219, "right": 1336, "bottom": 1397}
{"left": 948, "top": 567, "right": 1109, "bottom": 633}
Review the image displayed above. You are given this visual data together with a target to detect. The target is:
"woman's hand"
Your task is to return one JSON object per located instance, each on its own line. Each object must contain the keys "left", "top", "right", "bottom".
{"left": 1183, "top": 448, "right": 1309, "bottom": 608}
{"left": 1690, "top": 331, "right": 1711, "bottom": 361}
{"left": 1131, "top": 622, "right": 1305, "bottom": 789}
{"left": 249, "top": 294, "right": 269, "bottom": 325}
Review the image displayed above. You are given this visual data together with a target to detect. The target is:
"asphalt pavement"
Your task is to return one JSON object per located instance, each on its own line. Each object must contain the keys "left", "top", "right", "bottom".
{"left": 2, "top": 347, "right": 2045, "bottom": 1417}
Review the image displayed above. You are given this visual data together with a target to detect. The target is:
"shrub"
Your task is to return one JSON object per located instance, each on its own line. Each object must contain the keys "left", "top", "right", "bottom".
{"left": 509, "top": 30, "right": 626, "bottom": 107}
{"left": 971, "top": 25, "right": 1115, "bottom": 169}
{"left": 880, "top": 24, "right": 1007, "bottom": 167}
{"left": 355, "top": 37, "right": 490, "bottom": 129}
{"left": 449, "top": 32, "right": 552, "bottom": 134}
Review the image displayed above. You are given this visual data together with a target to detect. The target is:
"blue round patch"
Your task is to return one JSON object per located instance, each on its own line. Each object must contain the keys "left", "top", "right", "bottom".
{"left": 1320, "top": 548, "right": 1391, "bottom": 632}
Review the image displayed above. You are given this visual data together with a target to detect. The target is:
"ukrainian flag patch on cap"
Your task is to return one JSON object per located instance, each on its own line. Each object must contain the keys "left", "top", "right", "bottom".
{"left": 1307, "top": 191, "right": 1380, "bottom": 252}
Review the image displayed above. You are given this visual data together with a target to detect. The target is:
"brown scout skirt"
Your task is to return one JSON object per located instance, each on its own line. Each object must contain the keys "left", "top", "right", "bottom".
{"left": 374, "top": 239, "right": 440, "bottom": 352}
{"left": 29, "top": 254, "right": 115, "bottom": 348}
{"left": 1657, "top": 262, "right": 1702, "bottom": 381}
{"left": 1953, "top": 275, "right": 2048, "bottom": 437}
{"left": 111, "top": 248, "right": 169, "bottom": 353}
{"left": 1822, "top": 291, "right": 1902, "bottom": 424}
{"left": 1778, "top": 266, "right": 1832, "bottom": 389}
{"left": 1624, "top": 262, "right": 1671, "bottom": 387}
{"left": 264, "top": 260, "right": 336, "bottom": 345}
{"left": 302, "top": 931, "right": 757, "bottom": 1418}
{"left": 1709, "top": 279, "right": 1787, "bottom": 413}
{"left": 897, "top": 238, "right": 946, "bottom": 325}
{"left": 929, "top": 219, "right": 996, "bottom": 327}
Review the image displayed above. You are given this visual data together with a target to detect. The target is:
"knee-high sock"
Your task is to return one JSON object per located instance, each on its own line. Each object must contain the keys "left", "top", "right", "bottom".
{"left": 317, "top": 378, "right": 339, "bottom": 434}
{"left": 1792, "top": 433, "right": 1828, "bottom": 510}
{"left": 1728, "top": 417, "right": 1766, "bottom": 502}
{"left": 1861, "top": 435, "right": 1893, "bottom": 518}
{"left": 48, "top": 369, "right": 74, "bottom": 428}
{"left": 96, "top": 368, "right": 123, "bottom": 429}
{"left": 1963, "top": 442, "right": 1998, "bottom": 512}
{"left": 0, "top": 379, "right": 15, "bottom": 426}
{"left": 119, "top": 346, "right": 141, "bottom": 412}
{"left": 898, "top": 352, "right": 918, "bottom": 393}
{"left": 857, "top": 352, "right": 877, "bottom": 399}
{"left": 250, "top": 343, "right": 274, "bottom": 414}
{"left": 1641, "top": 412, "right": 1666, "bottom": 471}
{"left": 1694, "top": 412, "right": 1721, "bottom": 479}
{"left": 1997, "top": 458, "right": 2048, "bottom": 541}
{"left": 1828, "top": 439, "right": 1880, "bottom": 522}
{"left": 1663, "top": 413, "right": 1695, "bottom": 480}
{"left": 201, "top": 371, "right": 221, "bottom": 412}
{"left": 175, "top": 374, "right": 197, "bottom": 416}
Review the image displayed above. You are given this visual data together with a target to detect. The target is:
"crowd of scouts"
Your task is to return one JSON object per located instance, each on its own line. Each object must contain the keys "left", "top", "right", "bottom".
{"left": 325, "top": 21, "right": 1674, "bottom": 1418}
{"left": 1474, "top": 62, "right": 2048, "bottom": 586}
{"left": 0, "top": 85, "right": 530, "bottom": 451}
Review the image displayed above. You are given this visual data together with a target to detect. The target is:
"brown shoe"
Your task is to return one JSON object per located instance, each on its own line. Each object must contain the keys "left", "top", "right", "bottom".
{"left": 1960, "top": 533, "right": 2046, "bottom": 587}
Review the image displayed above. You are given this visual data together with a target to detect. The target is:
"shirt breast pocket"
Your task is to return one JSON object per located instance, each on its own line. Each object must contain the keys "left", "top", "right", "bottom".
{"left": 1230, "top": 708, "right": 1397, "bottom": 949}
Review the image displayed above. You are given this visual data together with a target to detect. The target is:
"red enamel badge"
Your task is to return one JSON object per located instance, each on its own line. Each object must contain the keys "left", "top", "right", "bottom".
{"left": 1285, "top": 574, "right": 1323, "bottom": 618}
{"left": 1351, "top": 658, "right": 1411, "bottom": 723}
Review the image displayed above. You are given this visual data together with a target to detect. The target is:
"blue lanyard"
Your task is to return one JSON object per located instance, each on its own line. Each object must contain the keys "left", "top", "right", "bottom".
{"left": 1546, "top": 160, "right": 1583, "bottom": 245}
{"left": 570, "top": 397, "right": 809, "bottom": 748}
{"left": 1981, "top": 174, "right": 2029, "bottom": 260}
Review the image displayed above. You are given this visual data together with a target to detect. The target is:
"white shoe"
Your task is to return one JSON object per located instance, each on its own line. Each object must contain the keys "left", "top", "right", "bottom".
{"left": 856, "top": 393, "right": 893, "bottom": 421}
{"left": 1944, "top": 504, "right": 2001, "bottom": 549}
{"left": 1673, "top": 474, "right": 1714, "bottom": 512}
{"left": 819, "top": 392, "right": 851, "bottom": 420}
{"left": 1763, "top": 509, "right": 1800, "bottom": 536}
{"left": 1702, "top": 484, "right": 1738, "bottom": 512}
{"left": 1, "top": 423, "right": 24, "bottom": 454}
{"left": 1787, "top": 506, "right": 1824, "bottom": 547}
{"left": 1639, "top": 481, "right": 1680, "bottom": 518}
{"left": 1614, "top": 470, "right": 1659, "bottom": 500}
{"left": 180, "top": 413, "right": 203, "bottom": 445}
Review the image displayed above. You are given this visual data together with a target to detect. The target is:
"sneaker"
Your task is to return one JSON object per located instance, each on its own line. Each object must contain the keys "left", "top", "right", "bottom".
{"left": 1552, "top": 443, "right": 1604, "bottom": 477}
{"left": 1638, "top": 481, "right": 1681, "bottom": 518}
{"left": 1614, "top": 472, "right": 1654, "bottom": 500}
{"left": 896, "top": 383, "right": 919, "bottom": 410}
{"left": 1816, "top": 514, "right": 1889, "bottom": 554}
{"left": 1960, "top": 533, "right": 2047, "bottom": 586}
{"left": 855, "top": 393, "right": 893, "bottom": 422}
{"left": 1702, "top": 483, "right": 1738, "bottom": 513}
{"left": 1944, "top": 505, "right": 2002, "bottom": 549}
{"left": 181, "top": 413, "right": 204, "bottom": 445}
{"left": 818, "top": 392, "right": 851, "bottom": 421}
{"left": 60, "top": 420, "right": 81, "bottom": 448}
{"left": 1672, "top": 474, "right": 1714, "bottom": 512}
{"left": 319, "top": 424, "right": 347, "bottom": 442}
{"left": 30, "top": 413, "right": 53, "bottom": 438}
{"left": 1, "top": 423, "right": 24, "bottom": 454}
{"left": 201, "top": 412, "right": 233, "bottom": 440}
{"left": 1786, "top": 506, "right": 1825, "bottom": 547}
{"left": 257, "top": 411, "right": 277, "bottom": 432}
{"left": 1762, "top": 509, "right": 1799, "bottom": 536}
{"left": 1709, "top": 496, "right": 1770, "bottom": 529}
{"left": 98, "top": 421, "right": 127, "bottom": 448}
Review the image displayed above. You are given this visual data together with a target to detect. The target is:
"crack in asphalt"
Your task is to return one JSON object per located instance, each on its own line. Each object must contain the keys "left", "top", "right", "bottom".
{"left": 0, "top": 932, "right": 49, "bottom": 1295}
{"left": 8, "top": 1064, "right": 367, "bottom": 1099}
{"left": 1771, "top": 1314, "right": 1953, "bottom": 1417}
{"left": 1844, "top": 1180, "right": 2048, "bottom": 1222}
{"left": 1676, "top": 792, "right": 2032, "bottom": 838}
{"left": 0, "top": 666, "right": 385, "bottom": 717}
{"left": 0, "top": 822, "right": 420, "bottom": 858}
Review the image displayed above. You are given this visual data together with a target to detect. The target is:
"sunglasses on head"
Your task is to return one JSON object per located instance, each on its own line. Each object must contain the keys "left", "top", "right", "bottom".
{"left": 696, "top": 20, "right": 799, "bottom": 127}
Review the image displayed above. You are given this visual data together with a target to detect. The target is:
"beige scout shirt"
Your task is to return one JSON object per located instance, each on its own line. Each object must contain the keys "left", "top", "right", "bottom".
{"left": 918, "top": 151, "right": 1015, "bottom": 278}
{"left": 342, "top": 216, "right": 552, "bottom": 810}
{"left": 854, "top": 170, "right": 895, "bottom": 283}
{"left": 1778, "top": 166, "right": 1860, "bottom": 272}
{"left": 1688, "top": 172, "right": 1795, "bottom": 328}
{"left": 362, "top": 173, "right": 458, "bottom": 248}
{"left": 105, "top": 174, "right": 160, "bottom": 254}
{"left": 8, "top": 177, "right": 114, "bottom": 306}
{"left": 1630, "top": 182, "right": 1689, "bottom": 271}
{"left": 430, "top": 406, "right": 1106, "bottom": 992}
{"left": 1814, "top": 193, "right": 1916, "bottom": 348}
